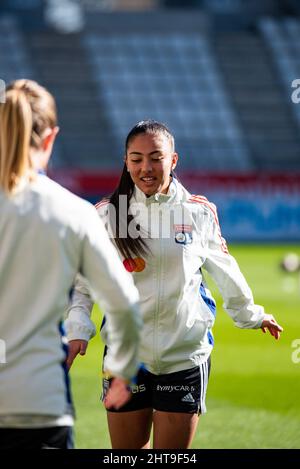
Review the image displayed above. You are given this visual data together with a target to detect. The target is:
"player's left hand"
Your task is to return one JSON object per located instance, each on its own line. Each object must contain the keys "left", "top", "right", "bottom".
{"left": 261, "top": 314, "right": 283, "bottom": 340}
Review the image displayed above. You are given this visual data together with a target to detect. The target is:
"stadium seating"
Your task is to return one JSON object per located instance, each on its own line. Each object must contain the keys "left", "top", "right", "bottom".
{"left": 84, "top": 27, "right": 252, "bottom": 171}
{"left": 259, "top": 17, "right": 300, "bottom": 130}
{"left": 0, "top": 5, "right": 299, "bottom": 241}
{"left": 215, "top": 27, "right": 300, "bottom": 170}
{"left": 0, "top": 15, "right": 34, "bottom": 84}
{"left": 0, "top": 7, "right": 300, "bottom": 173}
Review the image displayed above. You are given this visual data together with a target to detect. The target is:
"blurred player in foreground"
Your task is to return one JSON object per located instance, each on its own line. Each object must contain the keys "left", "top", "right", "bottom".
{"left": 0, "top": 80, "right": 141, "bottom": 449}
{"left": 66, "top": 120, "right": 283, "bottom": 449}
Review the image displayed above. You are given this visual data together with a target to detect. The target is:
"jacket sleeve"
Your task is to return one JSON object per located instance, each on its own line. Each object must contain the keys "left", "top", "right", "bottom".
{"left": 64, "top": 201, "right": 110, "bottom": 342}
{"left": 202, "top": 204, "right": 266, "bottom": 329}
{"left": 64, "top": 274, "right": 96, "bottom": 342}
{"left": 66, "top": 202, "right": 141, "bottom": 381}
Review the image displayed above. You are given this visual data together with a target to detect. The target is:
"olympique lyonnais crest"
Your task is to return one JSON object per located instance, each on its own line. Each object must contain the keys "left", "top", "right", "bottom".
{"left": 174, "top": 224, "right": 193, "bottom": 245}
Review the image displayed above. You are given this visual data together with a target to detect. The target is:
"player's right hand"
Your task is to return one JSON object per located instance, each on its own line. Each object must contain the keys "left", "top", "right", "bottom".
{"left": 103, "top": 377, "right": 132, "bottom": 410}
{"left": 66, "top": 339, "right": 88, "bottom": 371}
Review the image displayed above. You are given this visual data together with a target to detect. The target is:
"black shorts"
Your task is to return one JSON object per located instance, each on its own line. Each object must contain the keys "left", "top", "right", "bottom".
{"left": 0, "top": 426, "right": 73, "bottom": 450}
{"left": 102, "top": 357, "right": 211, "bottom": 414}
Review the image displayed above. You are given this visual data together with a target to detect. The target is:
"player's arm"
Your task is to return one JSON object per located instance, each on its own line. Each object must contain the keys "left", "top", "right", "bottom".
{"left": 65, "top": 201, "right": 112, "bottom": 369}
{"left": 202, "top": 204, "right": 283, "bottom": 339}
{"left": 64, "top": 274, "right": 95, "bottom": 369}
{"left": 79, "top": 203, "right": 142, "bottom": 383}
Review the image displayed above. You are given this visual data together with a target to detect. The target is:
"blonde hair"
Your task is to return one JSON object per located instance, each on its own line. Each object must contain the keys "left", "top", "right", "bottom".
{"left": 0, "top": 79, "right": 57, "bottom": 194}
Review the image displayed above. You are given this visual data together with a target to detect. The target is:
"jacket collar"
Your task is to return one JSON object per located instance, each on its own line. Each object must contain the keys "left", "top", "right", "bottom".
{"left": 132, "top": 178, "right": 182, "bottom": 207}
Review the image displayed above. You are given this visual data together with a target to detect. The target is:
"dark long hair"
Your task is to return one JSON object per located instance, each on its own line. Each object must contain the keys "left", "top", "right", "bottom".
{"left": 109, "top": 120, "right": 175, "bottom": 259}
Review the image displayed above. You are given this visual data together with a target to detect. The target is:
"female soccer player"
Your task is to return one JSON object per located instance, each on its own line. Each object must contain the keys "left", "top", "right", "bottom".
{"left": 0, "top": 80, "right": 141, "bottom": 449}
{"left": 66, "top": 120, "right": 283, "bottom": 449}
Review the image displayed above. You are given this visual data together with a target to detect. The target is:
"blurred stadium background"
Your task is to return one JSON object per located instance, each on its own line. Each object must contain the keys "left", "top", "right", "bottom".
{"left": 1, "top": 0, "right": 299, "bottom": 448}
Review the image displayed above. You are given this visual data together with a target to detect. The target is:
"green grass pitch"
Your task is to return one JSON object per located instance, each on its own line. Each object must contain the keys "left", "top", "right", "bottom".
{"left": 69, "top": 245, "right": 300, "bottom": 448}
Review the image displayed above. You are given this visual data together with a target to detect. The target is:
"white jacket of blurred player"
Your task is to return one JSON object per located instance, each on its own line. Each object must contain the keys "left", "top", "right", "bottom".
{"left": 66, "top": 178, "right": 266, "bottom": 375}
{"left": 0, "top": 174, "right": 141, "bottom": 421}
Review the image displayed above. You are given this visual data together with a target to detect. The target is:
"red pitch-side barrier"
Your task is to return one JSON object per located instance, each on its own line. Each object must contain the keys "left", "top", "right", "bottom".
{"left": 49, "top": 169, "right": 300, "bottom": 198}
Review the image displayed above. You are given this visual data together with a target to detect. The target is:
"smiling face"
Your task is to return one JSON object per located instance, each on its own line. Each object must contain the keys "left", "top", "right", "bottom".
{"left": 125, "top": 132, "right": 178, "bottom": 196}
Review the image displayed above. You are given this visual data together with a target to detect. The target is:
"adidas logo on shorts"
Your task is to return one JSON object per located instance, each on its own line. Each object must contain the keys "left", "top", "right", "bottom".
{"left": 181, "top": 393, "right": 195, "bottom": 403}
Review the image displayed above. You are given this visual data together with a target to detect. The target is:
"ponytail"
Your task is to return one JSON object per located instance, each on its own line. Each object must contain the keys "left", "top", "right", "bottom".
{"left": 0, "top": 88, "right": 33, "bottom": 193}
{"left": 0, "top": 79, "right": 57, "bottom": 195}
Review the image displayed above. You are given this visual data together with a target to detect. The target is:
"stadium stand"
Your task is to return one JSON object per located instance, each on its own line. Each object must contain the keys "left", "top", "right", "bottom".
{"left": 83, "top": 11, "right": 252, "bottom": 171}
{"left": 1, "top": 4, "right": 299, "bottom": 174}
{"left": 0, "top": 14, "right": 65, "bottom": 165}
{"left": 25, "top": 29, "right": 113, "bottom": 168}
{"left": 0, "top": 15, "right": 34, "bottom": 84}
{"left": 0, "top": 1, "right": 299, "bottom": 240}
{"left": 215, "top": 28, "right": 300, "bottom": 170}
{"left": 259, "top": 17, "right": 300, "bottom": 132}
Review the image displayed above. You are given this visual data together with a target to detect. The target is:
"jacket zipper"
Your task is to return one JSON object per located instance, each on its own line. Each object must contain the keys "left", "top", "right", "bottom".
{"left": 153, "top": 206, "right": 163, "bottom": 373}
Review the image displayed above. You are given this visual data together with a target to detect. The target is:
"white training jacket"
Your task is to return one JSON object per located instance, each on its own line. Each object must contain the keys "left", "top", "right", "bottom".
{"left": 66, "top": 178, "right": 266, "bottom": 375}
{"left": 0, "top": 175, "right": 140, "bottom": 422}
